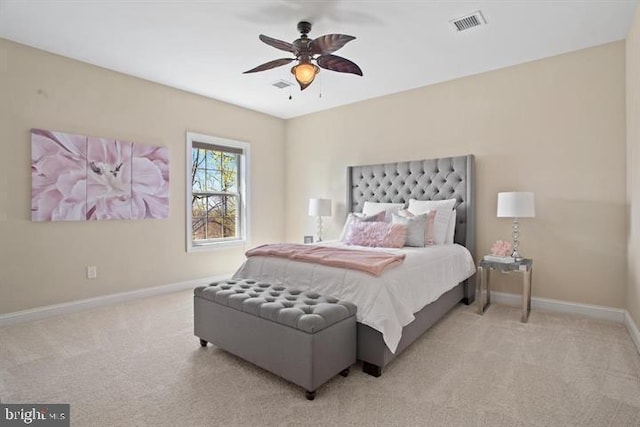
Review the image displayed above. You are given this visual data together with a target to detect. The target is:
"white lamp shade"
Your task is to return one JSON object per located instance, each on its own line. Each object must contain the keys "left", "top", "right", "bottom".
{"left": 308, "top": 198, "right": 332, "bottom": 217}
{"left": 497, "top": 192, "right": 536, "bottom": 218}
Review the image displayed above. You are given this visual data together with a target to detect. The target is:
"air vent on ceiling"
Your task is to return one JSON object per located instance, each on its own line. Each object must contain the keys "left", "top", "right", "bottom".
{"left": 450, "top": 11, "right": 486, "bottom": 32}
{"left": 272, "top": 80, "right": 293, "bottom": 89}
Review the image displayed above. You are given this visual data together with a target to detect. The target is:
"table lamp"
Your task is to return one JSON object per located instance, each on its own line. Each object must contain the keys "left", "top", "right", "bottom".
{"left": 497, "top": 192, "right": 535, "bottom": 261}
{"left": 308, "top": 198, "right": 331, "bottom": 242}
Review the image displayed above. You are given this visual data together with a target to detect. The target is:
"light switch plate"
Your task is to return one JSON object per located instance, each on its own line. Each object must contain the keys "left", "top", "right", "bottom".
{"left": 87, "top": 266, "right": 97, "bottom": 279}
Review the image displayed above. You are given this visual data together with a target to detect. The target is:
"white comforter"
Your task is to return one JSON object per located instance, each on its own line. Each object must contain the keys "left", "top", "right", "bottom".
{"left": 232, "top": 242, "right": 476, "bottom": 353}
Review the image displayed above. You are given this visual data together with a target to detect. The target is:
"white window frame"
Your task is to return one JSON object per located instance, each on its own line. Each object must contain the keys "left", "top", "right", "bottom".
{"left": 186, "top": 132, "right": 250, "bottom": 252}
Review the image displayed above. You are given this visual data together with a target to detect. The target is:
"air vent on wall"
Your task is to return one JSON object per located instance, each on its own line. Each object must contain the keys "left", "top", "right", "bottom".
{"left": 450, "top": 11, "right": 486, "bottom": 32}
{"left": 272, "top": 80, "right": 293, "bottom": 89}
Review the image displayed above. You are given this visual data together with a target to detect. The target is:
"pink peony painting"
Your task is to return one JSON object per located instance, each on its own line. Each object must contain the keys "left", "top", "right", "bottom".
{"left": 130, "top": 143, "right": 169, "bottom": 219}
{"left": 31, "top": 129, "right": 169, "bottom": 221}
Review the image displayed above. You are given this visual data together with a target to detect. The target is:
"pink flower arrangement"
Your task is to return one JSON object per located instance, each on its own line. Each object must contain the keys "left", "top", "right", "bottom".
{"left": 491, "top": 240, "right": 513, "bottom": 257}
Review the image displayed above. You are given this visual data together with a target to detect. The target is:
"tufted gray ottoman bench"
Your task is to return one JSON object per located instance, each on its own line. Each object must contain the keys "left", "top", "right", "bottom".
{"left": 194, "top": 279, "right": 357, "bottom": 400}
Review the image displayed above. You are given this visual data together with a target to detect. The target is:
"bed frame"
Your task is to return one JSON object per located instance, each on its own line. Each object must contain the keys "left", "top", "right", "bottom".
{"left": 346, "top": 154, "right": 475, "bottom": 376}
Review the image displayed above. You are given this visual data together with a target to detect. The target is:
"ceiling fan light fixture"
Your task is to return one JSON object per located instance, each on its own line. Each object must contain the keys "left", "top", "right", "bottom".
{"left": 291, "top": 62, "right": 319, "bottom": 90}
{"left": 246, "top": 21, "right": 361, "bottom": 91}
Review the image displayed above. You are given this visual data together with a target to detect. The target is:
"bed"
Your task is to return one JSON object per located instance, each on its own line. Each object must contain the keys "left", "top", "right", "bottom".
{"left": 234, "top": 154, "right": 476, "bottom": 376}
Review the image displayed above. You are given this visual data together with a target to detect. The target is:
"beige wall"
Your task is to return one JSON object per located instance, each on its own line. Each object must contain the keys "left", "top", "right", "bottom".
{"left": 0, "top": 36, "right": 631, "bottom": 315}
{"left": 627, "top": 6, "right": 640, "bottom": 328}
{"left": 285, "top": 42, "right": 627, "bottom": 308}
{"left": 0, "top": 39, "right": 286, "bottom": 314}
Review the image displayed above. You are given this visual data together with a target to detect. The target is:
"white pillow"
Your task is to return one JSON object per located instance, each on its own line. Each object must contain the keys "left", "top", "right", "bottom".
{"left": 407, "top": 198, "right": 456, "bottom": 245}
{"left": 445, "top": 209, "right": 456, "bottom": 244}
{"left": 407, "top": 198, "right": 456, "bottom": 213}
{"left": 362, "top": 201, "right": 405, "bottom": 222}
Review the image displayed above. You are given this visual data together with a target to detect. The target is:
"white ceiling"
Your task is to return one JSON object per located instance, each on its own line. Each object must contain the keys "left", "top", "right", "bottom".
{"left": 1, "top": 0, "right": 638, "bottom": 119}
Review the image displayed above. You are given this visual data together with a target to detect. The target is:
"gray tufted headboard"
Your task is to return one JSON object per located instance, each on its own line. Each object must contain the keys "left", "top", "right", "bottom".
{"left": 346, "top": 155, "right": 475, "bottom": 258}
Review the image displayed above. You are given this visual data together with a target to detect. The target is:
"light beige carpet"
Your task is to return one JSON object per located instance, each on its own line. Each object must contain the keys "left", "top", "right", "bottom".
{"left": 1, "top": 290, "right": 639, "bottom": 427}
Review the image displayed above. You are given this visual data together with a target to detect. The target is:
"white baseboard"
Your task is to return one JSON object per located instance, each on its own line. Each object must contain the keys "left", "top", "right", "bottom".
{"left": 490, "top": 291, "right": 626, "bottom": 323}
{"left": 625, "top": 311, "right": 640, "bottom": 356}
{"left": 490, "top": 291, "right": 640, "bottom": 354}
{"left": 0, "top": 274, "right": 230, "bottom": 327}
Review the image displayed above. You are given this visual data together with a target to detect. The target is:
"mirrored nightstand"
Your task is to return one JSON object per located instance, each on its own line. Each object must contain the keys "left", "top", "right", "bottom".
{"left": 476, "top": 258, "right": 533, "bottom": 322}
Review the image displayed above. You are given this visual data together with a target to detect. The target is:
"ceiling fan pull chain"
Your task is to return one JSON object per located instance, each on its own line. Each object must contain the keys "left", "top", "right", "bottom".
{"left": 289, "top": 74, "right": 293, "bottom": 100}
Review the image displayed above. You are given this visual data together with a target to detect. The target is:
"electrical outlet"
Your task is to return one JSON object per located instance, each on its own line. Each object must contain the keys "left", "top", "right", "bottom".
{"left": 87, "top": 266, "right": 97, "bottom": 279}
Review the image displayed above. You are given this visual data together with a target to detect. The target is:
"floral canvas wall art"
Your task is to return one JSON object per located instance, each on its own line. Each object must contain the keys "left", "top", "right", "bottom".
{"left": 31, "top": 129, "right": 169, "bottom": 222}
{"left": 87, "top": 137, "right": 133, "bottom": 220}
{"left": 31, "top": 129, "right": 88, "bottom": 221}
{"left": 130, "top": 143, "right": 169, "bottom": 220}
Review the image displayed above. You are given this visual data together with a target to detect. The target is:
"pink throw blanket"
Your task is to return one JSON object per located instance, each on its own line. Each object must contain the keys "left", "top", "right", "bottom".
{"left": 245, "top": 243, "right": 405, "bottom": 276}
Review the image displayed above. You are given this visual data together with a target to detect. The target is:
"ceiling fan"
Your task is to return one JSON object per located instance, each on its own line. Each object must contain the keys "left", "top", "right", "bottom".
{"left": 244, "top": 21, "right": 363, "bottom": 91}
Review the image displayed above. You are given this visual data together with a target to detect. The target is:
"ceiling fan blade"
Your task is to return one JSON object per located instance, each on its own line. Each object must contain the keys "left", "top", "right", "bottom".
{"left": 310, "top": 34, "right": 356, "bottom": 55}
{"left": 316, "top": 54, "right": 363, "bottom": 76}
{"left": 243, "top": 58, "right": 295, "bottom": 73}
{"left": 259, "top": 34, "right": 297, "bottom": 54}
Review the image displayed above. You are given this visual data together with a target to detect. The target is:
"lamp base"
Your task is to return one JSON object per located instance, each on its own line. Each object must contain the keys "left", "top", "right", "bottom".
{"left": 511, "top": 218, "right": 524, "bottom": 262}
{"left": 316, "top": 216, "right": 323, "bottom": 242}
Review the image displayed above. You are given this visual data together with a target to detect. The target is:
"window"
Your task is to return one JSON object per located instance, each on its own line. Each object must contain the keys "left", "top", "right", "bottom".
{"left": 186, "top": 132, "right": 250, "bottom": 251}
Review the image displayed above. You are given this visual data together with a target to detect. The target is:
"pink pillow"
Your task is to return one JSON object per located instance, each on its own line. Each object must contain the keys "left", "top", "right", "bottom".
{"left": 345, "top": 222, "right": 407, "bottom": 248}
{"left": 339, "top": 211, "right": 386, "bottom": 242}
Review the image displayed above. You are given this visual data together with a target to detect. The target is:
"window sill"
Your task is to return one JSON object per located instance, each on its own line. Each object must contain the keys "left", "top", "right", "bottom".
{"left": 188, "top": 239, "right": 246, "bottom": 253}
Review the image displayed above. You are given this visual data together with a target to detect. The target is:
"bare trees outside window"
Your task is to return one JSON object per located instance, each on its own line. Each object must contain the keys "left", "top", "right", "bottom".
{"left": 191, "top": 147, "right": 239, "bottom": 240}
{"left": 187, "top": 133, "right": 248, "bottom": 250}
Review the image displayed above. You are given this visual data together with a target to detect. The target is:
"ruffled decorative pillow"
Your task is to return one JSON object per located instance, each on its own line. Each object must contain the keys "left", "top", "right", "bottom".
{"left": 339, "top": 211, "right": 385, "bottom": 242}
{"left": 344, "top": 222, "right": 407, "bottom": 248}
